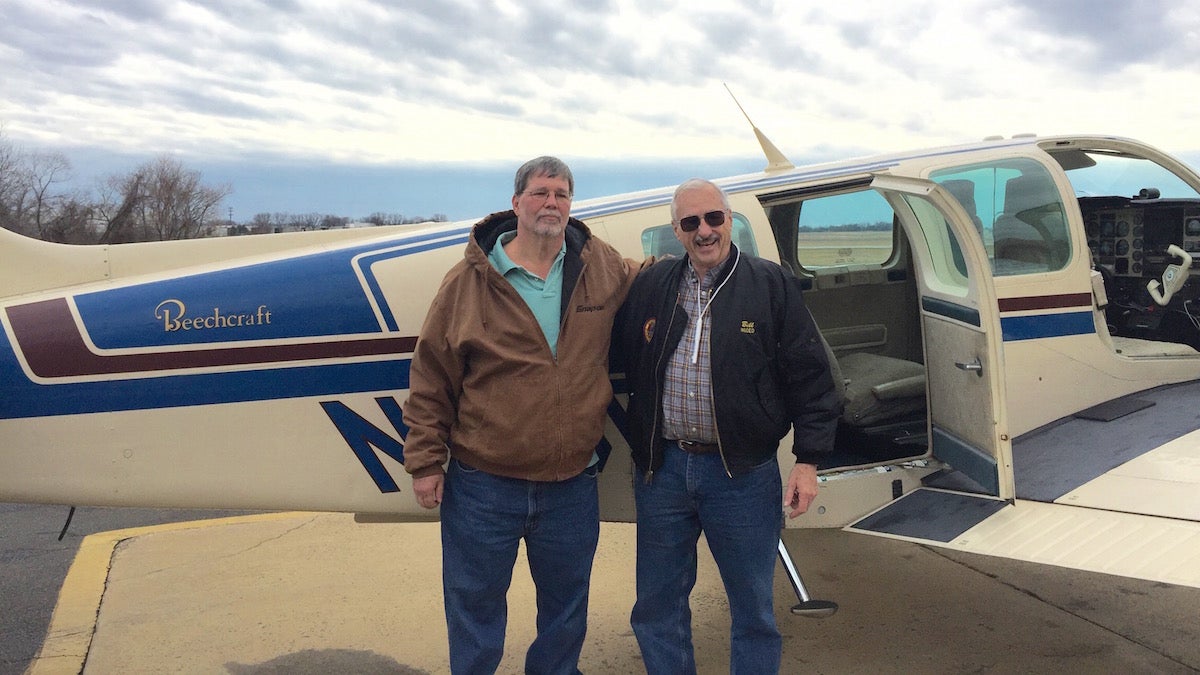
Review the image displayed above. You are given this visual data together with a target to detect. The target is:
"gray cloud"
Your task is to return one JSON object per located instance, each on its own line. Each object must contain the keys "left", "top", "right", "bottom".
{"left": 4, "top": 0, "right": 1199, "bottom": 170}
{"left": 0, "top": 3, "right": 126, "bottom": 71}
{"left": 1008, "top": 0, "right": 1197, "bottom": 71}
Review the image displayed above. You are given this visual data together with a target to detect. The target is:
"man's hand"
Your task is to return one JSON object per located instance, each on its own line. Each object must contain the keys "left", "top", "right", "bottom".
{"left": 783, "top": 463, "right": 819, "bottom": 519}
{"left": 413, "top": 473, "right": 444, "bottom": 509}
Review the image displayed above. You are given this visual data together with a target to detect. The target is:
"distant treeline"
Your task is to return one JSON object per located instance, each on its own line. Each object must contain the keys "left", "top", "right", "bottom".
{"left": 232, "top": 211, "right": 447, "bottom": 236}
{"left": 798, "top": 221, "right": 892, "bottom": 232}
{"left": 0, "top": 128, "right": 446, "bottom": 244}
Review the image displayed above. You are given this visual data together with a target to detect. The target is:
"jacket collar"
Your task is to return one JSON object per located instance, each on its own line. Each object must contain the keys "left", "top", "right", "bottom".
{"left": 468, "top": 210, "right": 590, "bottom": 263}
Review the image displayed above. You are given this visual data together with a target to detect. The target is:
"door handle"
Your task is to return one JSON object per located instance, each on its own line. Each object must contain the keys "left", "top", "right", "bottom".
{"left": 955, "top": 357, "right": 983, "bottom": 376}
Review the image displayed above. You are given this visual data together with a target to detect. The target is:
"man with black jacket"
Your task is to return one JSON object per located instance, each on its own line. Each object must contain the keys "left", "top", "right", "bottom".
{"left": 612, "top": 178, "right": 840, "bottom": 674}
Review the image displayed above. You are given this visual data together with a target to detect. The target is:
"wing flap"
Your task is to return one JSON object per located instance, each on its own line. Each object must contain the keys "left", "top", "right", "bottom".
{"left": 847, "top": 488, "right": 1200, "bottom": 589}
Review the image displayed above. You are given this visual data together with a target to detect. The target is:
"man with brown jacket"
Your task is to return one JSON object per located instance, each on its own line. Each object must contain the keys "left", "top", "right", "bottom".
{"left": 402, "top": 156, "right": 637, "bottom": 674}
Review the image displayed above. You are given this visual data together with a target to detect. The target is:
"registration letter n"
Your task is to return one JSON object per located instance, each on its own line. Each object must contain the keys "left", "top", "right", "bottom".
{"left": 320, "top": 397, "right": 409, "bottom": 493}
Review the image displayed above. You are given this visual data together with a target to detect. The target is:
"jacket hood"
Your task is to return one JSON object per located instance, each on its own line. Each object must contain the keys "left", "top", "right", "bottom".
{"left": 463, "top": 209, "right": 597, "bottom": 330}
{"left": 467, "top": 210, "right": 593, "bottom": 262}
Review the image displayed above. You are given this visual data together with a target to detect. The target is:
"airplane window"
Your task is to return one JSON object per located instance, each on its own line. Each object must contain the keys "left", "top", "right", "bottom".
{"left": 897, "top": 193, "right": 970, "bottom": 295}
{"left": 791, "top": 189, "right": 895, "bottom": 268}
{"left": 639, "top": 212, "right": 757, "bottom": 259}
{"left": 933, "top": 159, "right": 1072, "bottom": 276}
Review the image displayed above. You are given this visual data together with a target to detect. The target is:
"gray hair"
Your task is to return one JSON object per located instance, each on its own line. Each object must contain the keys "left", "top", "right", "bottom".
{"left": 671, "top": 178, "right": 730, "bottom": 222}
{"left": 514, "top": 156, "right": 574, "bottom": 197}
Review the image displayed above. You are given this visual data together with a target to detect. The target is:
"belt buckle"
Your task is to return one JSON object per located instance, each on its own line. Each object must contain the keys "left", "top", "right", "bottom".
{"left": 678, "top": 439, "right": 714, "bottom": 454}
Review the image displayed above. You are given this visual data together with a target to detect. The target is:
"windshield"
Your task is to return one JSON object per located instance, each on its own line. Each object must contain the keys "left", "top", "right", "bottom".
{"left": 1056, "top": 151, "right": 1200, "bottom": 200}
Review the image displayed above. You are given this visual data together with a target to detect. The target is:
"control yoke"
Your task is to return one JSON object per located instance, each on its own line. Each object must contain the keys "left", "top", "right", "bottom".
{"left": 1147, "top": 244, "right": 1192, "bottom": 306}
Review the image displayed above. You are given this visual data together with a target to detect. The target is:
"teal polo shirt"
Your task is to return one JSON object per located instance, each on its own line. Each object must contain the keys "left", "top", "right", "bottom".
{"left": 488, "top": 231, "right": 566, "bottom": 357}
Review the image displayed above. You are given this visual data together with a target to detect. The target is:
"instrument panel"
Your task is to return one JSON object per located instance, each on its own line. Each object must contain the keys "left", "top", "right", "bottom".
{"left": 1086, "top": 203, "right": 1200, "bottom": 277}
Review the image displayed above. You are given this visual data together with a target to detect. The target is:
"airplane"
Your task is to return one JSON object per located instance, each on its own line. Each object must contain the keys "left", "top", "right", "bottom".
{"left": 5, "top": 128, "right": 1200, "bottom": 611}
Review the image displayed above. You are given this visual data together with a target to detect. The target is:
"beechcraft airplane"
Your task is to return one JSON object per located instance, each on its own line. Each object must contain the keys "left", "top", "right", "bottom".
{"left": 5, "top": 130, "right": 1200, "bottom": 604}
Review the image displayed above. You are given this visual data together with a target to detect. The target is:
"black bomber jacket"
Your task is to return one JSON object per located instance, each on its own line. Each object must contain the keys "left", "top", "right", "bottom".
{"left": 612, "top": 245, "right": 841, "bottom": 478}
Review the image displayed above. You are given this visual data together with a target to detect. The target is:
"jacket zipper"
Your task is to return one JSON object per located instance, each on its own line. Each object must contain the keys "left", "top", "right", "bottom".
{"left": 711, "top": 392, "right": 733, "bottom": 479}
{"left": 700, "top": 253, "right": 738, "bottom": 478}
{"left": 645, "top": 297, "right": 683, "bottom": 484}
{"left": 557, "top": 260, "right": 587, "bottom": 364}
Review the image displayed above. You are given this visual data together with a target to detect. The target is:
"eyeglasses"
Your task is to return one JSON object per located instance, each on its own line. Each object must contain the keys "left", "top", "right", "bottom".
{"left": 523, "top": 189, "right": 573, "bottom": 203}
{"left": 678, "top": 210, "right": 726, "bottom": 232}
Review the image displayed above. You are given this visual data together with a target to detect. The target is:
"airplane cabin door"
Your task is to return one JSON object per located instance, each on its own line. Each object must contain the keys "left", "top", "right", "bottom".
{"left": 872, "top": 176, "right": 1013, "bottom": 499}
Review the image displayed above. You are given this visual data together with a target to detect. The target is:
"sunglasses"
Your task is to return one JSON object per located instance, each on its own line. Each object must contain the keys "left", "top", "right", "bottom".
{"left": 678, "top": 210, "right": 726, "bottom": 232}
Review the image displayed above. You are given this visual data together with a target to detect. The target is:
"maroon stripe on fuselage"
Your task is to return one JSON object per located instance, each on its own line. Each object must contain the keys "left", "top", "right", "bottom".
{"left": 5, "top": 298, "right": 416, "bottom": 378}
{"left": 997, "top": 293, "right": 1092, "bottom": 313}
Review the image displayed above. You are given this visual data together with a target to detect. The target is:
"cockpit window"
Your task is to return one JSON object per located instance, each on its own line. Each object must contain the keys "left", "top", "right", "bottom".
{"left": 932, "top": 159, "right": 1072, "bottom": 276}
{"left": 1056, "top": 151, "right": 1200, "bottom": 200}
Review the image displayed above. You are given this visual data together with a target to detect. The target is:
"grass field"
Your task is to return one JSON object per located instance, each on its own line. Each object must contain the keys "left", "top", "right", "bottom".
{"left": 796, "top": 230, "right": 893, "bottom": 266}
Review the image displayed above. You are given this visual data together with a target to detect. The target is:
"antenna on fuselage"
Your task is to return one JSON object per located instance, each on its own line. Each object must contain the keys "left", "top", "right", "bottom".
{"left": 724, "top": 82, "right": 794, "bottom": 173}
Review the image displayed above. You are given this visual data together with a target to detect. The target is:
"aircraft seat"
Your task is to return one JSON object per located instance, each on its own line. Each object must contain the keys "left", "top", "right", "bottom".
{"left": 836, "top": 351, "right": 927, "bottom": 427}
{"left": 940, "top": 179, "right": 984, "bottom": 232}
{"left": 993, "top": 174, "right": 1067, "bottom": 271}
{"left": 651, "top": 227, "right": 685, "bottom": 258}
{"left": 813, "top": 314, "right": 927, "bottom": 429}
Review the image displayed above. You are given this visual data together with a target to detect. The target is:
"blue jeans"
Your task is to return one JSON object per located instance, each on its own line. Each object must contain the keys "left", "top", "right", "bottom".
{"left": 441, "top": 458, "right": 600, "bottom": 675}
{"left": 631, "top": 442, "right": 784, "bottom": 675}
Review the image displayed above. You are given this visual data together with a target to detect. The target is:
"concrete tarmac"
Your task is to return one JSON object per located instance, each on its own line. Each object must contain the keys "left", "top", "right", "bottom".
{"left": 25, "top": 512, "right": 1200, "bottom": 674}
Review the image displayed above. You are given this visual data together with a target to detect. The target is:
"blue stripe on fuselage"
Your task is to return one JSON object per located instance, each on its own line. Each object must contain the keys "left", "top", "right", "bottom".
{"left": 74, "top": 227, "right": 471, "bottom": 349}
{"left": 0, "top": 320, "right": 413, "bottom": 419}
{"left": 1000, "top": 311, "right": 1095, "bottom": 341}
{"left": 0, "top": 227, "right": 472, "bottom": 419}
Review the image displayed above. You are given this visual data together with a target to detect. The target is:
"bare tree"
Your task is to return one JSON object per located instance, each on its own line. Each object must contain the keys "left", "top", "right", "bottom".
{"left": 23, "top": 150, "right": 73, "bottom": 239}
{"left": 319, "top": 214, "right": 349, "bottom": 229}
{"left": 43, "top": 197, "right": 96, "bottom": 243}
{"left": 139, "top": 156, "right": 230, "bottom": 239}
{"left": 291, "top": 212, "right": 321, "bottom": 230}
{"left": 0, "top": 130, "right": 79, "bottom": 239}
{"left": 96, "top": 155, "right": 231, "bottom": 242}
{"left": 250, "top": 212, "right": 274, "bottom": 234}
{"left": 0, "top": 129, "right": 22, "bottom": 231}
{"left": 96, "top": 170, "right": 145, "bottom": 244}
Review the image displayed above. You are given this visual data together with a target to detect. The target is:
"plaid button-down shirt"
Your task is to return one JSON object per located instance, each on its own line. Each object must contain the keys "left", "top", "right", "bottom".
{"left": 660, "top": 261, "right": 723, "bottom": 444}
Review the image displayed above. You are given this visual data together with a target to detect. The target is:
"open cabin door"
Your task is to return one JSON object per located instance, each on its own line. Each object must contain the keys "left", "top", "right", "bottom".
{"left": 871, "top": 175, "right": 1013, "bottom": 499}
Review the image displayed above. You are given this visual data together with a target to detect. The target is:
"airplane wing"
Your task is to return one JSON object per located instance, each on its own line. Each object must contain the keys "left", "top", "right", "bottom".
{"left": 847, "top": 381, "right": 1200, "bottom": 589}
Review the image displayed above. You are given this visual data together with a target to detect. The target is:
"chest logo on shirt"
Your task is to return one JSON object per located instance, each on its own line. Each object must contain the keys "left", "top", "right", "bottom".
{"left": 643, "top": 318, "right": 656, "bottom": 344}
{"left": 741, "top": 320, "right": 756, "bottom": 334}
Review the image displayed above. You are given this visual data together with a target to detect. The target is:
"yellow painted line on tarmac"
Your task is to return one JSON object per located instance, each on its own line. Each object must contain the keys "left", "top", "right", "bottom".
{"left": 25, "top": 512, "right": 314, "bottom": 675}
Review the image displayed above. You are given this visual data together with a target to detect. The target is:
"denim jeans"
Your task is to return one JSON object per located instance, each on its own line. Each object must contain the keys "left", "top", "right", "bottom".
{"left": 631, "top": 442, "right": 784, "bottom": 675}
{"left": 440, "top": 458, "right": 600, "bottom": 675}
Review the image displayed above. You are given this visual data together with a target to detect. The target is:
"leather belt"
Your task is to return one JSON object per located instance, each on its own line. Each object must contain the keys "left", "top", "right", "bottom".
{"left": 674, "top": 439, "right": 719, "bottom": 454}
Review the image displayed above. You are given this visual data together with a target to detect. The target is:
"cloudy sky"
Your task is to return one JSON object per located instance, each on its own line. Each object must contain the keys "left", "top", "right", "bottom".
{"left": 3, "top": 0, "right": 1200, "bottom": 221}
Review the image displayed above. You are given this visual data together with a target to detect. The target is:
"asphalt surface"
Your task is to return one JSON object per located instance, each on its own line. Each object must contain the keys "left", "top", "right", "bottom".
{"left": 14, "top": 510, "right": 1200, "bottom": 674}
{"left": 0, "top": 503, "right": 254, "bottom": 675}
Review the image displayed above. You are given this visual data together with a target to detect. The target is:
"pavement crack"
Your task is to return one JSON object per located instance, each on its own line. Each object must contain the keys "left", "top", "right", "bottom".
{"left": 221, "top": 515, "right": 320, "bottom": 558}
{"left": 114, "top": 515, "right": 321, "bottom": 580}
